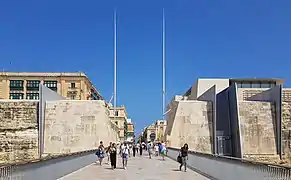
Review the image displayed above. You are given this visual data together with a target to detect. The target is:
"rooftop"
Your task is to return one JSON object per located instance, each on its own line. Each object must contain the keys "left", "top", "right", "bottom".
{"left": 0, "top": 72, "right": 87, "bottom": 77}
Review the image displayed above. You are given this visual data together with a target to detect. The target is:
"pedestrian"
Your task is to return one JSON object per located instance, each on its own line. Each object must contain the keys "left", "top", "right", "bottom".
{"left": 160, "top": 141, "right": 167, "bottom": 161}
{"left": 154, "top": 143, "right": 159, "bottom": 156}
{"left": 121, "top": 143, "right": 129, "bottom": 170}
{"left": 148, "top": 142, "right": 153, "bottom": 159}
{"left": 139, "top": 143, "right": 143, "bottom": 156}
{"left": 179, "top": 143, "right": 189, "bottom": 172}
{"left": 106, "top": 142, "right": 112, "bottom": 164}
{"left": 95, "top": 141, "right": 105, "bottom": 165}
{"left": 109, "top": 143, "right": 117, "bottom": 170}
{"left": 132, "top": 144, "right": 136, "bottom": 157}
{"left": 136, "top": 143, "right": 139, "bottom": 153}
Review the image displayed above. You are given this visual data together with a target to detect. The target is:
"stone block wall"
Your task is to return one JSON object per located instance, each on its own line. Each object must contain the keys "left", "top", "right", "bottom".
{"left": 166, "top": 100, "right": 213, "bottom": 153}
{"left": 239, "top": 101, "right": 278, "bottom": 161}
{"left": 44, "top": 100, "right": 118, "bottom": 154}
{"left": 0, "top": 101, "right": 38, "bottom": 164}
{"left": 282, "top": 102, "right": 291, "bottom": 163}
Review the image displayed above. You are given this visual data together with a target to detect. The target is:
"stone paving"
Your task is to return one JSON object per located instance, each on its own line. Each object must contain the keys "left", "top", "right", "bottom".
{"left": 59, "top": 153, "right": 209, "bottom": 180}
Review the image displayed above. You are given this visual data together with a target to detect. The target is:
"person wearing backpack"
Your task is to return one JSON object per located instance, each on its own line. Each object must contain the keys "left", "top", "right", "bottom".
{"left": 95, "top": 141, "right": 105, "bottom": 166}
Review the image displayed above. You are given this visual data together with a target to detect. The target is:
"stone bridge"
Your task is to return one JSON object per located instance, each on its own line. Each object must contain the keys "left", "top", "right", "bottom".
{"left": 1, "top": 148, "right": 290, "bottom": 180}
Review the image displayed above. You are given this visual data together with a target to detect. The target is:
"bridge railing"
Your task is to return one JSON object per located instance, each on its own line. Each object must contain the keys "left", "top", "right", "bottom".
{"left": 0, "top": 149, "right": 97, "bottom": 180}
{"left": 167, "top": 147, "right": 291, "bottom": 180}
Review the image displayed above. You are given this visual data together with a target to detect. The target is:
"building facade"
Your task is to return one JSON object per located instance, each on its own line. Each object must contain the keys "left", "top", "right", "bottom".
{"left": 109, "top": 105, "right": 128, "bottom": 142}
{"left": 143, "top": 124, "right": 156, "bottom": 142}
{"left": 155, "top": 120, "right": 167, "bottom": 141}
{"left": 126, "top": 119, "right": 135, "bottom": 143}
{"left": 165, "top": 77, "right": 291, "bottom": 164}
{"left": 0, "top": 72, "right": 103, "bottom": 100}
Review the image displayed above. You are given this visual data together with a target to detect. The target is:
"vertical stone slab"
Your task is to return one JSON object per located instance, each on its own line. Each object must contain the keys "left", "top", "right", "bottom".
{"left": 39, "top": 85, "right": 65, "bottom": 158}
{"left": 197, "top": 85, "right": 216, "bottom": 154}
{"left": 239, "top": 101, "right": 277, "bottom": 158}
{"left": 247, "top": 85, "right": 282, "bottom": 158}
{"left": 44, "top": 100, "right": 116, "bottom": 154}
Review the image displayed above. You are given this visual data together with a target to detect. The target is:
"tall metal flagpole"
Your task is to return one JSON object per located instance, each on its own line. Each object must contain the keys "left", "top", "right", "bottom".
{"left": 114, "top": 10, "right": 117, "bottom": 115}
{"left": 162, "top": 8, "right": 166, "bottom": 120}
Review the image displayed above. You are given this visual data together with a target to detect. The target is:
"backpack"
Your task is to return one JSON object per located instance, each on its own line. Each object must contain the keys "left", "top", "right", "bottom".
{"left": 95, "top": 148, "right": 104, "bottom": 157}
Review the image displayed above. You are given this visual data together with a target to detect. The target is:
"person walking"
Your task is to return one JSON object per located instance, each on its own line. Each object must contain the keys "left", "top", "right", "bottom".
{"left": 132, "top": 144, "right": 136, "bottom": 157}
{"left": 121, "top": 143, "right": 129, "bottom": 170}
{"left": 160, "top": 141, "right": 167, "bottom": 161}
{"left": 179, "top": 143, "right": 189, "bottom": 172}
{"left": 136, "top": 143, "right": 139, "bottom": 154}
{"left": 154, "top": 143, "right": 159, "bottom": 156}
{"left": 139, "top": 143, "right": 143, "bottom": 156}
{"left": 106, "top": 142, "right": 112, "bottom": 164}
{"left": 96, "top": 141, "right": 105, "bottom": 165}
{"left": 109, "top": 143, "right": 117, "bottom": 170}
{"left": 147, "top": 142, "right": 153, "bottom": 159}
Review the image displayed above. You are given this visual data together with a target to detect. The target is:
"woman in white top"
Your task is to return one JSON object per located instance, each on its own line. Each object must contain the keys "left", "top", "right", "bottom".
{"left": 155, "top": 144, "right": 159, "bottom": 156}
{"left": 120, "top": 143, "right": 129, "bottom": 169}
{"left": 161, "top": 142, "right": 167, "bottom": 161}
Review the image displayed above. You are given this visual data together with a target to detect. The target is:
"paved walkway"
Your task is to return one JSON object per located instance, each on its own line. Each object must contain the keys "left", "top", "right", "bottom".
{"left": 59, "top": 153, "right": 209, "bottom": 180}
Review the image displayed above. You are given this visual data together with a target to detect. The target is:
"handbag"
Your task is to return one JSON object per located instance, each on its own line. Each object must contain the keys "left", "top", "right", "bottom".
{"left": 177, "top": 152, "right": 182, "bottom": 163}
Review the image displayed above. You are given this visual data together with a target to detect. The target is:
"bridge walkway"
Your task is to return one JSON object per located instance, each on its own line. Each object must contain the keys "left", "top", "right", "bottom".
{"left": 60, "top": 154, "right": 209, "bottom": 180}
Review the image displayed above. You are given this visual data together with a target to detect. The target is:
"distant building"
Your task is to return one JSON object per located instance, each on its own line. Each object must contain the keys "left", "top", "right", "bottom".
{"left": 143, "top": 124, "right": 156, "bottom": 142}
{"left": 0, "top": 72, "right": 103, "bottom": 100}
{"left": 109, "top": 105, "right": 128, "bottom": 142}
{"left": 126, "top": 119, "right": 135, "bottom": 143}
{"left": 155, "top": 120, "right": 167, "bottom": 141}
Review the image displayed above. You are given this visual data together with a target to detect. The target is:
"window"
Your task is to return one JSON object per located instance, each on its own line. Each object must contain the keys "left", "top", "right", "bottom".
{"left": 26, "top": 93, "right": 39, "bottom": 100}
{"left": 44, "top": 81, "right": 57, "bottom": 91}
{"left": 251, "top": 83, "right": 261, "bottom": 88}
{"left": 114, "top": 110, "right": 119, "bottom": 116}
{"left": 236, "top": 82, "right": 242, "bottom": 88}
{"left": 90, "top": 89, "right": 100, "bottom": 100}
{"left": 261, "top": 83, "right": 270, "bottom": 88}
{"left": 9, "top": 93, "right": 24, "bottom": 99}
{"left": 27, "top": 80, "right": 40, "bottom": 91}
{"left": 70, "top": 82, "right": 75, "bottom": 88}
{"left": 10, "top": 80, "right": 24, "bottom": 91}
{"left": 241, "top": 83, "right": 251, "bottom": 88}
{"left": 70, "top": 95, "right": 76, "bottom": 100}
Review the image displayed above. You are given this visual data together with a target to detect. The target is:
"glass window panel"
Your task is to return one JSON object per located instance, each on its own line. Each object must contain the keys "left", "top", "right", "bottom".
{"left": 252, "top": 83, "right": 261, "bottom": 88}
{"left": 241, "top": 83, "right": 251, "bottom": 88}
{"left": 260, "top": 83, "right": 270, "bottom": 88}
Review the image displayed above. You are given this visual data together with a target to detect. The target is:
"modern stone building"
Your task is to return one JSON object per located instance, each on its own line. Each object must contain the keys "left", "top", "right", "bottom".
{"left": 109, "top": 105, "right": 128, "bottom": 142}
{"left": 0, "top": 72, "right": 103, "bottom": 100}
{"left": 165, "top": 78, "right": 291, "bottom": 164}
{"left": 0, "top": 85, "right": 119, "bottom": 164}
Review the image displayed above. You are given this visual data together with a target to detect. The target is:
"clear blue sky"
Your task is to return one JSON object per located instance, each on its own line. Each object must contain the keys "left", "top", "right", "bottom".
{"left": 1, "top": 1, "right": 291, "bottom": 135}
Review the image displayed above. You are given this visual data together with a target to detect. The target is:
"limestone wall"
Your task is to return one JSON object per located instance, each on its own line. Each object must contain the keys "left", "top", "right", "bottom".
{"left": 282, "top": 102, "right": 291, "bottom": 163}
{"left": 166, "top": 100, "right": 213, "bottom": 153}
{"left": 44, "top": 100, "right": 118, "bottom": 154}
{"left": 239, "top": 101, "right": 278, "bottom": 159}
{"left": 0, "top": 100, "right": 38, "bottom": 163}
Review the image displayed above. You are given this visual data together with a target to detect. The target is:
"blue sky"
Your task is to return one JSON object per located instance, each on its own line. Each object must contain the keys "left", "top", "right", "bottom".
{"left": 1, "top": 1, "right": 291, "bottom": 135}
